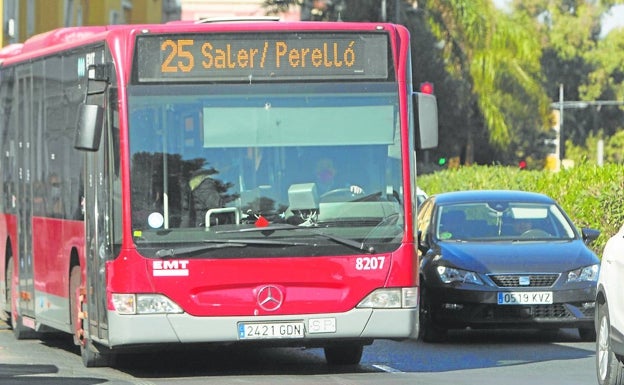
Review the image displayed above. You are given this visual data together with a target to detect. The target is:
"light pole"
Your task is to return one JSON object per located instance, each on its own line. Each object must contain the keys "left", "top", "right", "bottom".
{"left": 550, "top": 86, "right": 624, "bottom": 169}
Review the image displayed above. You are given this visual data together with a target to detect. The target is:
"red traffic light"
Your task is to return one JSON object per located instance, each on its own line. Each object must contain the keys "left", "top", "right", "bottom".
{"left": 420, "top": 82, "right": 434, "bottom": 94}
{"left": 518, "top": 160, "right": 527, "bottom": 169}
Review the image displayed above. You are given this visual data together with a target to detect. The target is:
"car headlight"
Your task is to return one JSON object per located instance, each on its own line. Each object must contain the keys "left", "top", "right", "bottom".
{"left": 112, "top": 293, "right": 183, "bottom": 314}
{"left": 567, "top": 264, "right": 600, "bottom": 283}
{"left": 436, "top": 266, "right": 484, "bottom": 285}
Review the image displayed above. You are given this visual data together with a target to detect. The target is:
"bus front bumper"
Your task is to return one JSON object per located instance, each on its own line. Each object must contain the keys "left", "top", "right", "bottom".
{"left": 102, "top": 307, "right": 418, "bottom": 348}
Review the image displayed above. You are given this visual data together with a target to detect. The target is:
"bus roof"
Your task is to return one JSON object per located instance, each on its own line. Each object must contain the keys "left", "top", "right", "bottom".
{"left": 0, "top": 20, "right": 403, "bottom": 66}
{"left": 0, "top": 43, "right": 23, "bottom": 61}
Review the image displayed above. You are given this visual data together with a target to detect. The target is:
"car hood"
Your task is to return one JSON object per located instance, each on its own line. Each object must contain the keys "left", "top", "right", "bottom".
{"left": 436, "top": 240, "right": 599, "bottom": 274}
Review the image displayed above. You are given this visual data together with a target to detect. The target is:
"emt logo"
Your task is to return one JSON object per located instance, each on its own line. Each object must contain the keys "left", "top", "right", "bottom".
{"left": 153, "top": 260, "right": 189, "bottom": 277}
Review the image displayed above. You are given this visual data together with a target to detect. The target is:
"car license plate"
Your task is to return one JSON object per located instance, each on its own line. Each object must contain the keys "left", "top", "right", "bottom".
{"left": 238, "top": 322, "right": 305, "bottom": 340}
{"left": 497, "top": 291, "right": 553, "bottom": 305}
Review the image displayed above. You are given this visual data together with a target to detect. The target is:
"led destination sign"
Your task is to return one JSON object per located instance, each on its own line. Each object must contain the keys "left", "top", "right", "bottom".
{"left": 135, "top": 33, "right": 389, "bottom": 82}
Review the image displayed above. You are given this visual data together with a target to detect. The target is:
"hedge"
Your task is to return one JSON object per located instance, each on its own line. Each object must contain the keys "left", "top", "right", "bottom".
{"left": 417, "top": 163, "right": 624, "bottom": 255}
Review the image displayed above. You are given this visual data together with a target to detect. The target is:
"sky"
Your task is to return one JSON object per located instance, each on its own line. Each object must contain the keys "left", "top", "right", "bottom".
{"left": 602, "top": 4, "right": 624, "bottom": 36}
{"left": 493, "top": 1, "right": 624, "bottom": 37}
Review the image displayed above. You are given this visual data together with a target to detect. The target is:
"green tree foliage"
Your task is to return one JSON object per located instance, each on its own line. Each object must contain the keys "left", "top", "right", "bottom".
{"left": 583, "top": 30, "right": 624, "bottom": 100}
{"left": 514, "top": 0, "right": 624, "bottom": 150}
{"left": 565, "top": 130, "right": 624, "bottom": 165}
{"left": 418, "top": 164, "right": 624, "bottom": 254}
{"left": 423, "top": 1, "right": 550, "bottom": 150}
{"left": 262, "top": 0, "right": 624, "bottom": 168}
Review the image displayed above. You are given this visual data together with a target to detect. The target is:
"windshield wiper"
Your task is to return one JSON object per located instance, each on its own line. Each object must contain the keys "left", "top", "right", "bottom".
{"left": 217, "top": 224, "right": 375, "bottom": 254}
{"left": 155, "top": 243, "right": 246, "bottom": 258}
{"left": 155, "top": 238, "right": 316, "bottom": 258}
{"left": 203, "top": 239, "right": 313, "bottom": 246}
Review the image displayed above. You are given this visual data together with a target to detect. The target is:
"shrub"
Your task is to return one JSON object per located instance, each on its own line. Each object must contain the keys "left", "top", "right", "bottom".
{"left": 417, "top": 163, "right": 624, "bottom": 255}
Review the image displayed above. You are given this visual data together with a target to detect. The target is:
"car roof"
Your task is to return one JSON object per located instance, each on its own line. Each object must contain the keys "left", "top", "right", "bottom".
{"left": 431, "top": 190, "right": 556, "bottom": 205}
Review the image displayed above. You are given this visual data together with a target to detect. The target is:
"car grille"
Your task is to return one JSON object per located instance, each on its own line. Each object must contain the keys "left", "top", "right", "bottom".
{"left": 478, "top": 304, "right": 595, "bottom": 321}
{"left": 485, "top": 304, "right": 570, "bottom": 319}
{"left": 488, "top": 274, "right": 560, "bottom": 288}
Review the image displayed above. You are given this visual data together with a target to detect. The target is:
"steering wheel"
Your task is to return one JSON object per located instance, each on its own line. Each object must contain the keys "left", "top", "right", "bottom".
{"left": 320, "top": 188, "right": 361, "bottom": 203}
{"left": 520, "top": 229, "right": 551, "bottom": 238}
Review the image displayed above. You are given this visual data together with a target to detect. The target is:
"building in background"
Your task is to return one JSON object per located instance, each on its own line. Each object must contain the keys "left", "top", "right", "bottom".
{"left": 1, "top": 0, "right": 181, "bottom": 46}
{"left": 0, "top": 0, "right": 302, "bottom": 47}
{"left": 180, "top": 0, "right": 299, "bottom": 21}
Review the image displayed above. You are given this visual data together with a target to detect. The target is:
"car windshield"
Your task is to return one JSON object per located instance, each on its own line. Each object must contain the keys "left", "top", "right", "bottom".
{"left": 435, "top": 201, "right": 577, "bottom": 241}
{"left": 127, "top": 82, "right": 405, "bottom": 255}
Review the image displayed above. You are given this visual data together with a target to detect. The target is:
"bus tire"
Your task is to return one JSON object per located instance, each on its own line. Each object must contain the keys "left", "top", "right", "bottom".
{"left": 7, "top": 256, "right": 38, "bottom": 340}
{"left": 12, "top": 314, "right": 38, "bottom": 340}
{"left": 81, "top": 338, "right": 115, "bottom": 367}
{"left": 69, "top": 265, "right": 82, "bottom": 345}
{"left": 324, "top": 344, "right": 363, "bottom": 365}
{"left": 4, "top": 255, "right": 13, "bottom": 323}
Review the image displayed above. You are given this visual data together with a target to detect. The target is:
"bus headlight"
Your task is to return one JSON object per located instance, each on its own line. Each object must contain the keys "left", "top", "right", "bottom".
{"left": 357, "top": 288, "right": 418, "bottom": 309}
{"left": 112, "top": 293, "right": 183, "bottom": 314}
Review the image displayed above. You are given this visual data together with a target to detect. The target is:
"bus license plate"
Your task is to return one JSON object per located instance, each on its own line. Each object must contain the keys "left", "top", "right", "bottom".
{"left": 238, "top": 322, "right": 305, "bottom": 340}
{"left": 497, "top": 291, "right": 553, "bottom": 305}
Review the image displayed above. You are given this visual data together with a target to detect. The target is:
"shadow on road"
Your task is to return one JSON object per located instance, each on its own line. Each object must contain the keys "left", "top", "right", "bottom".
{"left": 366, "top": 328, "right": 595, "bottom": 373}
{"left": 112, "top": 345, "right": 378, "bottom": 378}
{"left": 0, "top": 364, "right": 107, "bottom": 385}
{"left": 10, "top": 321, "right": 595, "bottom": 378}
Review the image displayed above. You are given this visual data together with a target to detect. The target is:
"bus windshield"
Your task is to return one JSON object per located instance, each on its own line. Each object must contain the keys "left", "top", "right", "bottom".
{"left": 128, "top": 82, "right": 404, "bottom": 255}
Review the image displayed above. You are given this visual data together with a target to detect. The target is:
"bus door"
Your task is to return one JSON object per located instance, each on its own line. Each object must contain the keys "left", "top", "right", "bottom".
{"left": 15, "top": 66, "right": 35, "bottom": 322}
{"left": 83, "top": 93, "right": 113, "bottom": 344}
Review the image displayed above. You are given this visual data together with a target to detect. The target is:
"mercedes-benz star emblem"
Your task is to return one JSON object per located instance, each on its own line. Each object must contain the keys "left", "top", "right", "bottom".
{"left": 257, "top": 285, "right": 284, "bottom": 311}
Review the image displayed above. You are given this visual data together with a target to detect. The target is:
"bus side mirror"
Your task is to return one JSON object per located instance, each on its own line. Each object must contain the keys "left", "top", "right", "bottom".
{"left": 413, "top": 92, "right": 438, "bottom": 150}
{"left": 74, "top": 103, "right": 104, "bottom": 151}
{"left": 74, "top": 64, "right": 109, "bottom": 152}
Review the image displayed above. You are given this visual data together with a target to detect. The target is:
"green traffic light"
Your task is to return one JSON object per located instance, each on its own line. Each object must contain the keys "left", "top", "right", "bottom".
{"left": 438, "top": 157, "right": 447, "bottom": 166}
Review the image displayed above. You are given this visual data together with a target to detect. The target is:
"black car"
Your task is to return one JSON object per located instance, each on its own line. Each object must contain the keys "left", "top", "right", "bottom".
{"left": 417, "top": 190, "right": 600, "bottom": 342}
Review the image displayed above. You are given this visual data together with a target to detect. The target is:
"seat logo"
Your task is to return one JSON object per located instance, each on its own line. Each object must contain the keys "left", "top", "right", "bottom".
{"left": 519, "top": 276, "right": 531, "bottom": 286}
{"left": 257, "top": 285, "right": 283, "bottom": 311}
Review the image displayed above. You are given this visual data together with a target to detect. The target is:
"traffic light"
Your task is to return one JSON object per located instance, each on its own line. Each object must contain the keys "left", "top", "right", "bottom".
{"left": 438, "top": 157, "right": 447, "bottom": 166}
{"left": 420, "top": 82, "right": 434, "bottom": 95}
{"left": 518, "top": 159, "right": 527, "bottom": 170}
{"left": 543, "top": 128, "right": 558, "bottom": 155}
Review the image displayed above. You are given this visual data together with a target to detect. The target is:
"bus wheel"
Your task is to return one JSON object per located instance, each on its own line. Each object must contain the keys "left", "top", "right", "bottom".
{"left": 81, "top": 338, "right": 115, "bottom": 367}
{"left": 4, "top": 256, "right": 12, "bottom": 324}
{"left": 11, "top": 314, "right": 38, "bottom": 340}
{"left": 8, "top": 257, "right": 37, "bottom": 340}
{"left": 324, "top": 344, "right": 363, "bottom": 365}
{"left": 69, "top": 265, "right": 83, "bottom": 345}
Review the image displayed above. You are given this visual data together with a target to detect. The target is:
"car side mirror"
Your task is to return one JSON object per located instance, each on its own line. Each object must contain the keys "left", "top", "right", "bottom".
{"left": 417, "top": 230, "right": 430, "bottom": 255}
{"left": 581, "top": 228, "right": 600, "bottom": 245}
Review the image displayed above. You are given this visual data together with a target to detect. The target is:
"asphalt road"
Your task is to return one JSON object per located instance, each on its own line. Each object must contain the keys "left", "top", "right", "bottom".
{"left": 0, "top": 320, "right": 597, "bottom": 385}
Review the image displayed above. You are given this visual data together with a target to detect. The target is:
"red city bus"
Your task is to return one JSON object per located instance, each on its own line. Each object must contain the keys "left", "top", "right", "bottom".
{"left": 0, "top": 18, "right": 437, "bottom": 367}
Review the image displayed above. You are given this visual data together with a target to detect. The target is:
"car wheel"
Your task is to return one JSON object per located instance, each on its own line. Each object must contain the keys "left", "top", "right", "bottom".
{"left": 419, "top": 287, "right": 447, "bottom": 343}
{"left": 597, "top": 302, "right": 624, "bottom": 385}
{"left": 579, "top": 326, "right": 597, "bottom": 342}
{"left": 324, "top": 344, "right": 363, "bottom": 365}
